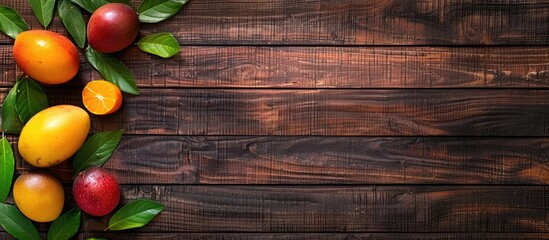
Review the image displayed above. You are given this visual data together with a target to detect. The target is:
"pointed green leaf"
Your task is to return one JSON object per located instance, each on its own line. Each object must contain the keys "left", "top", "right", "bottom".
{"left": 48, "top": 207, "right": 81, "bottom": 240}
{"left": 2, "top": 82, "right": 24, "bottom": 134}
{"left": 107, "top": 199, "right": 165, "bottom": 231}
{"left": 137, "top": 32, "right": 180, "bottom": 58}
{"left": 73, "top": 130, "right": 123, "bottom": 176}
{"left": 0, "top": 137, "right": 14, "bottom": 203}
{"left": 28, "top": 0, "right": 56, "bottom": 28}
{"left": 69, "top": 0, "right": 131, "bottom": 13}
{"left": 0, "top": 6, "right": 30, "bottom": 39}
{"left": 15, "top": 77, "right": 49, "bottom": 123}
{"left": 0, "top": 203, "right": 40, "bottom": 240}
{"left": 85, "top": 46, "right": 139, "bottom": 95}
{"left": 138, "top": 0, "right": 188, "bottom": 23}
{"left": 58, "top": 0, "right": 86, "bottom": 48}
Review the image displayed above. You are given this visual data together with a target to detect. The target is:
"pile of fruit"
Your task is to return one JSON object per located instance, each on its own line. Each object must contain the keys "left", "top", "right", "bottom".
{"left": 0, "top": 0, "right": 188, "bottom": 239}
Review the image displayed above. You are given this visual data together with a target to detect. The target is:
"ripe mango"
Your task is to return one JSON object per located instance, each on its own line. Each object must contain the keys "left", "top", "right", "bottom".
{"left": 18, "top": 105, "right": 90, "bottom": 168}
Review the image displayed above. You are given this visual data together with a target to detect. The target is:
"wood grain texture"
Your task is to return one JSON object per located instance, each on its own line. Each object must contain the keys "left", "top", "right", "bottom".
{"left": 110, "top": 136, "right": 549, "bottom": 184}
{"left": 2, "top": 46, "right": 549, "bottom": 88}
{"left": 73, "top": 185, "right": 549, "bottom": 232}
{"left": 13, "top": 136, "right": 549, "bottom": 185}
{"left": 0, "top": 0, "right": 547, "bottom": 238}
{"left": 2, "top": 233, "right": 549, "bottom": 240}
{"left": 3, "top": 88, "right": 547, "bottom": 136}
{"left": 32, "top": 88, "right": 548, "bottom": 136}
{"left": 11, "top": 186, "right": 539, "bottom": 233}
{"left": 2, "top": 0, "right": 549, "bottom": 45}
{"left": 73, "top": 233, "right": 549, "bottom": 239}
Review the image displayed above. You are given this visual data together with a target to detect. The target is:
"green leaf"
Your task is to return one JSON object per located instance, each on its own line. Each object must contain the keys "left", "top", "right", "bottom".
{"left": 137, "top": 33, "right": 180, "bottom": 58}
{"left": 0, "top": 137, "right": 14, "bottom": 203}
{"left": 0, "top": 203, "right": 40, "bottom": 240}
{"left": 28, "top": 0, "right": 56, "bottom": 28}
{"left": 15, "top": 77, "right": 49, "bottom": 123}
{"left": 73, "top": 130, "right": 123, "bottom": 176}
{"left": 85, "top": 46, "right": 139, "bottom": 95}
{"left": 0, "top": 6, "right": 30, "bottom": 39}
{"left": 107, "top": 199, "right": 165, "bottom": 231}
{"left": 2, "top": 82, "right": 24, "bottom": 134}
{"left": 58, "top": 0, "right": 86, "bottom": 48}
{"left": 138, "top": 0, "right": 188, "bottom": 23}
{"left": 69, "top": 0, "right": 131, "bottom": 13}
{"left": 47, "top": 207, "right": 81, "bottom": 240}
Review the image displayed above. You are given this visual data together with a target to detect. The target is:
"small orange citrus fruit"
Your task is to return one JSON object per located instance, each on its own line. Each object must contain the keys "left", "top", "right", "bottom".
{"left": 82, "top": 80, "right": 123, "bottom": 115}
{"left": 13, "top": 171, "right": 65, "bottom": 222}
{"left": 13, "top": 30, "right": 79, "bottom": 85}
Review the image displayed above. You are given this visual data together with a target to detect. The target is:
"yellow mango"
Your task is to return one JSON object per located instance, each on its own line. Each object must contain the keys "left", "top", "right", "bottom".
{"left": 18, "top": 105, "right": 90, "bottom": 168}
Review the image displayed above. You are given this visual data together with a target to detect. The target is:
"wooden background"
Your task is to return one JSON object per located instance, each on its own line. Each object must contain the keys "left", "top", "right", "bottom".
{"left": 1, "top": 0, "right": 549, "bottom": 239}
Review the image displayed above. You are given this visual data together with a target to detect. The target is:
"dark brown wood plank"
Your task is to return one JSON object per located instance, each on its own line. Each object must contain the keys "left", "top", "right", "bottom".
{"left": 74, "top": 233, "right": 549, "bottom": 239}
{"left": 2, "top": 0, "right": 549, "bottom": 45}
{"left": 2, "top": 232, "right": 549, "bottom": 240}
{"left": 35, "top": 88, "right": 548, "bottom": 136}
{"left": 9, "top": 186, "right": 544, "bottom": 233}
{"left": 2, "top": 46, "right": 549, "bottom": 88}
{"left": 13, "top": 136, "right": 549, "bottom": 185}
{"left": 4, "top": 88, "right": 547, "bottom": 136}
{"left": 102, "top": 136, "right": 549, "bottom": 185}
{"left": 70, "top": 185, "right": 549, "bottom": 232}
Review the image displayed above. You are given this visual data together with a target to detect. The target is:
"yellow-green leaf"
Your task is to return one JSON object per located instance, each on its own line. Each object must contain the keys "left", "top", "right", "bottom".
{"left": 137, "top": 32, "right": 180, "bottom": 58}
{"left": 138, "top": 0, "right": 189, "bottom": 23}
{"left": 107, "top": 199, "right": 164, "bottom": 231}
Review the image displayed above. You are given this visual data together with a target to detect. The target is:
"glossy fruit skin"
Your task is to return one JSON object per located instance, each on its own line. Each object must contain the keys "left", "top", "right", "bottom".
{"left": 82, "top": 80, "right": 123, "bottom": 115}
{"left": 13, "top": 171, "right": 64, "bottom": 222}
{"left": 73, "top": 167, "right": 121, "bottom": 216}
{"left": 87, "top": 3, "right": 139, "bottom": 53}
{"left": 13, "top": 30, "right": 79, "bottom": 85}
{"left": 18, "top": 105, "right": 90, "bottom": 168}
